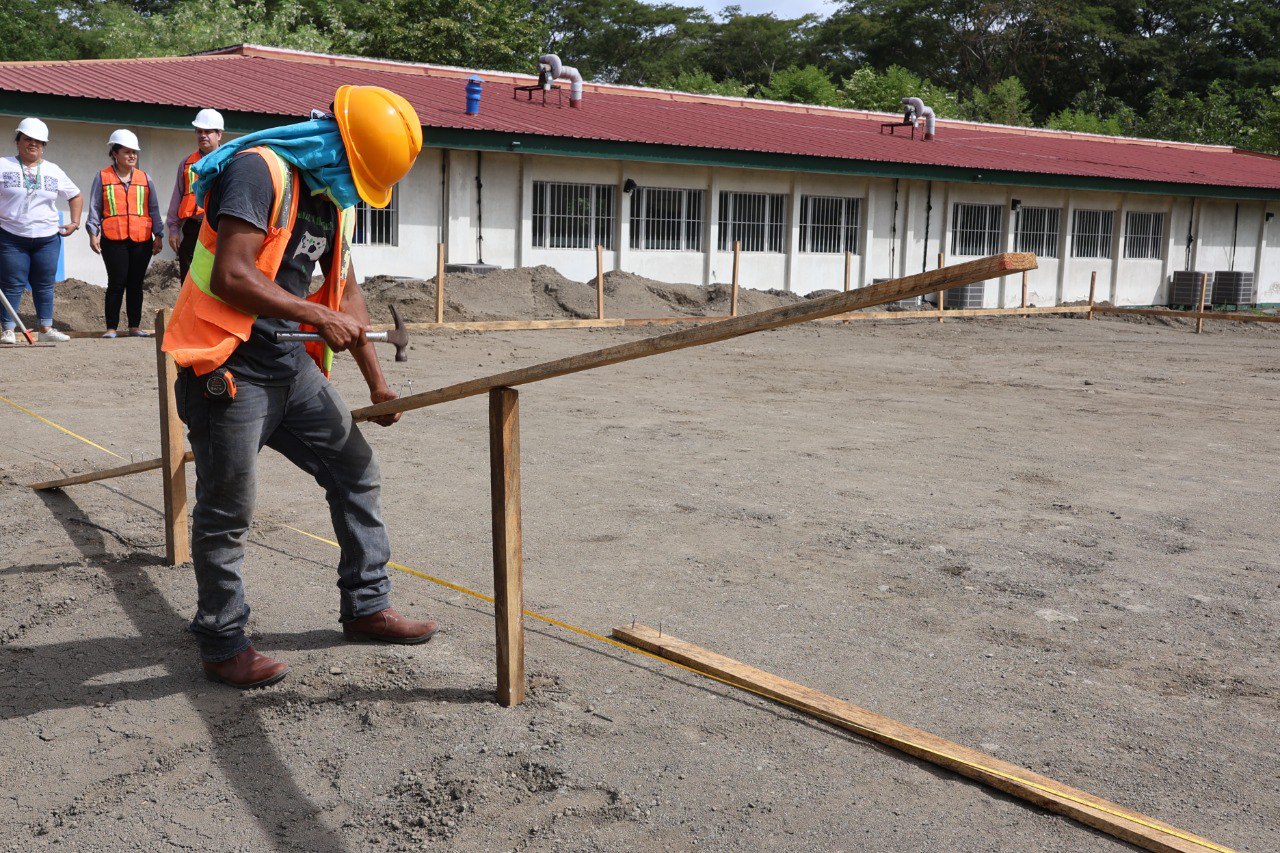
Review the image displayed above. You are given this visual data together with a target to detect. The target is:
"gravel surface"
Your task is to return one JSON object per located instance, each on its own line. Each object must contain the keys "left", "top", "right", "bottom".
{"left": 1, "top": 314, "right": 1276, "bottom": 852}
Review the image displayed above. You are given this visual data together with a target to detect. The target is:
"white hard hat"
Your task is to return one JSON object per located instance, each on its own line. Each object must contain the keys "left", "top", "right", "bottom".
{"left": 192, "top": 109, "right": 224, "bottom": 131}
{"left": 108, "top": 128, "right": 141, "bottom": 150}
{"left": 15, "top": 117, "right": 49, "bottom": 143}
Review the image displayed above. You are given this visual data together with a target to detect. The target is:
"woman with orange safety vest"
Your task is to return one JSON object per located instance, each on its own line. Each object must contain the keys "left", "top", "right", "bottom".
{"left": 86, "top": 129, "right": 163, "bottom": 337}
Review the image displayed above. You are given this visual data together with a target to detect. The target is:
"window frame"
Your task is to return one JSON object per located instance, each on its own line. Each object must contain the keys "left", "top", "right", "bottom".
{"left": 351, "top": 185, "right": 399, "bottom": 247}
{"left": 950, "top": 202, "right": 1004, "bottom": 257}
{"left": 799, "top": 195, "right": 862, "bottom": 254}
{"left": 717, "top": 190, "right": 787, "bottom": 253}
{"left": 1123, "top": 211, "right": 1165, "bottom": 260}
{"left": 1013, "top": 206, "right": 1061, "bottom": 259}
{"left": 1071, "top": 209, "right": 1115, "bottom": 259}
{"left": 629, "top": 186, "right": 704, "bottom": 252}
{"left": 531, "top": 180, "right": 616, "bottom": 250}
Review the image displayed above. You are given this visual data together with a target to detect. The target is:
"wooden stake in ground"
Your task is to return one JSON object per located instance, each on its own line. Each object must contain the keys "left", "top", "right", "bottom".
{"left": 154, "top": 309, "right": 190, "bottom": 566}
{"left": 489, "top": 387, "right": 525, "bottom": 707}
{"left": 1021, "top": 271, "right": 1029, "bottom": 318}
{"left": 613, "top": 624, "right": 1233, "bottom": 853}
{"left": 731, "top": 240, "right": 741, "bottom": 317}
{"left": 1196, "top": 273, "right": 1209, "bottom": 334}
{"left": 1089, "top": 271, "right": 1097, "bottom": 320}
{"left": 843, "top": 249, "right": 852, "bottom": 292}
{"left": 596, "top": 244, "right": 605, "bottom": 320}
{"left": 435, "top": 242, "right": 445, "bottom": 325}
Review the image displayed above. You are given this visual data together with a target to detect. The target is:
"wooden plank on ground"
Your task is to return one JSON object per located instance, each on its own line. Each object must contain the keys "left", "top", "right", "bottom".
{"left": 611, "top": 624, "right": 1232, "bottom": 853}
{"left": 29, "top": 451, "right": 193, "bottom": 490}
{"left": 352, "top": 253, "right": 1037, "bottom": 422}
{"left": 1093, "top": 306, "right": 1280, "bottom": 324}
{"left": 833, "top": 305, "right": 1085, "bottom": 321}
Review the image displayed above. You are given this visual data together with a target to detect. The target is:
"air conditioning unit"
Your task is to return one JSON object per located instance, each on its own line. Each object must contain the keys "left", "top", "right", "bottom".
{"left": 1211, "top": 271, "right": 1255, "bottom": 307}
{"left": 942, "top": 282, "right": 984, "bottom": 309}
{"left": 1169, "top": 270, "right": 1213, "bottom": 309}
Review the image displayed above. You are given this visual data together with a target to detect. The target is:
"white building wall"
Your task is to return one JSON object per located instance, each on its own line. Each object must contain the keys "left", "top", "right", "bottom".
{"left": 5, "top": 112, "right": 1277, "bottom": 306}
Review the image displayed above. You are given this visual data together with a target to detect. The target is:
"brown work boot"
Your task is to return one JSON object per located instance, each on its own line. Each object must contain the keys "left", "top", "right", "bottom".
{"left": 202, "top": 646, "right": 290, "bottom": 690}
{"left": 343, "top": 608, "right": 440, "bottom": 645}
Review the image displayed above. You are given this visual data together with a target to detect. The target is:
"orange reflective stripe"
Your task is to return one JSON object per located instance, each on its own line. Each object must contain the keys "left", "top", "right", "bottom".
{"left": 177, "top": 151, "right": 204, "bottom": 221}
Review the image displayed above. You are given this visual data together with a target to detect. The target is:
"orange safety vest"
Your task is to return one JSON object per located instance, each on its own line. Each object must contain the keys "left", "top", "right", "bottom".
{"left": 99, "top": 167, "right": 153, "bottom": 242}
{"left": 162, "top": 146, "right": 354, "bottom": 377}
{"left": 176, "top": 150, "right": 204, "bottom": 221}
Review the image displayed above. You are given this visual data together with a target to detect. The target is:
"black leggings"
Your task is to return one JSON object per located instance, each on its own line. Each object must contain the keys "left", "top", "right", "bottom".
{"left": 101, "top": 237, "right": 152, "bottom": 330}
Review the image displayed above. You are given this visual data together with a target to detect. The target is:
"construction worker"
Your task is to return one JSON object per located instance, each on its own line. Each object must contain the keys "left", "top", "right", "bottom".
{"left": 165, "top": 109, "right": 223, "bottom": 282}
{"left": 86, "top": 129, "right": 163, "bottom": 337}
{"left": 162, "top": 86, "right": 436, "bottom": 689}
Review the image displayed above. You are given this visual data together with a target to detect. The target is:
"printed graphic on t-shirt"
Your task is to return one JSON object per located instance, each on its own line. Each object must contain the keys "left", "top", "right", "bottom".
{"left": 42, "top": 176, "right": 58, "bottom": 192}
{"left": 1, "top": 172, "right": 18, "bottom": 189}
{"left": 293, "top": 232, "right": 328, "bottom": 262}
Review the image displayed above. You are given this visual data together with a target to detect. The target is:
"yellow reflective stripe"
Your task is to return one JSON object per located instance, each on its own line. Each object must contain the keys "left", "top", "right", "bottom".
{"left": 104, "top": 182, "right": 118, "bottom": 217}
{"left": 134, "top": 182, "right": 146, "bottom": 217}
{"left": 188, "top": 240, "right": 219, "bottom": 298}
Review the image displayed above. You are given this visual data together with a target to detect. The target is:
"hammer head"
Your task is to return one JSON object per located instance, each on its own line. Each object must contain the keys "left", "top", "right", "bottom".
{"left": 386, "top": 305, "right": 409, "bottom": 362}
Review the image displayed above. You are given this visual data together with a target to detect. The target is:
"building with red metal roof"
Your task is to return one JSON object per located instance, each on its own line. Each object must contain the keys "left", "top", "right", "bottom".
{"left": 2, "top": 44, "right": 1278, "bottom": 304}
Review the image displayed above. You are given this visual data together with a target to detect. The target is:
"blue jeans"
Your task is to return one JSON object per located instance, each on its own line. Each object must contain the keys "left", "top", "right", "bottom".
{"left": 176, "top": 358, "right": 393, "bottom": 662}
{"left": 0, "top": 226, "right": 60, "bottom": 329}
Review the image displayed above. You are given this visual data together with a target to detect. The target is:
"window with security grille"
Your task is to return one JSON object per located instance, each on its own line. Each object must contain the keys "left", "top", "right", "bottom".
{"left": 532, "top": 181, "right": 615, "bottom": 249}
{"left": 1071, "top": 209, "right": 1114, "bottom": 258}
{"left": 717, "top": 191, "right": 787, "bottom": 253}
{"left": 950, "top": 203, "right": 1003, "bottom": 256}
{"left": 1124, "top": 211, "right": 1165, "bottom": 259}
{"left": 352, "top": 186, "right": 398, "bottom": 246}
{"left": 1014, "top": 206, "right": 1060, "bottom": 258}
{"left": 629, "top": 187, "right": 704, "bottom": 251}
{"left": 799, "top": 195, "right": 861, "bottom": 254}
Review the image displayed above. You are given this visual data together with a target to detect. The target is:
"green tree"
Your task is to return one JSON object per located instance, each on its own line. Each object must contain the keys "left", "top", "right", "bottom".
{"left": 0, "top": 0, "right": 92, "bottom": 61}
{"left": 656, "top": 70, "right": 749, "bottom": 98}
{"left": 345, "top": 0, "right": 548, "bottom": 71}
{"left": 1132, "top": 83, "right": 1249, "bottom": 148}
{"left": 1045, "top": 109, "right": 1127, "bottom": 136}
{"left": 759, "top": 65, "right": 840, "bottom": 106}
{"left": 838, "top": 65, "right": 961, "bottom": 116}
{"left": 965, "top": 76, "right": 1033, "bottom": 126}
{"left": 538, "top": 0, "right": 710, "bottom": 84}
{"left": 700, "top": 9, "right": 821, "bottom": 91}
{"left": 90, "top": 0, "right": 338, "bottom": 58}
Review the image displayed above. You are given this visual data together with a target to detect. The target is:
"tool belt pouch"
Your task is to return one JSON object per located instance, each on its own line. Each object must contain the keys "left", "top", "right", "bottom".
{"left": 203, "top": 369, "right": 237, "bottom": 403}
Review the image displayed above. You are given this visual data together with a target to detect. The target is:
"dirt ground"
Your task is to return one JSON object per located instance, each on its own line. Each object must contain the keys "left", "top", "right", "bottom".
{"left": 1, "top": 311, "right": 1277, "bottom": 852}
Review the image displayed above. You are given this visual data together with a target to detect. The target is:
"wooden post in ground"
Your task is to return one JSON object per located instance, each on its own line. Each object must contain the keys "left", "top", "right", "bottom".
{"left": 435, "top": 242, "right": 445, "bottom": 325}
{"left": 937, "top": 252, "right": 945, "bottom": 323}
{"left": 1021, "top": 271, "right": 1028, "bottom": 318}
{"left": 731, "top": 240, "right": 741, "bottom": 317}
{"left": 596, "top": 244, "right": 605, "bottom": 320}
{"left": 1196, "top": 273, "right": 1209, "bottom": 334}
{"left": 489, "top": 387, "right": 525, "bottom": 707}
{"left": 843, "top": 250, "right": 852, "bottom": 292}
{"left": 1088, "top": 271, "right": 1097, "bottom": 320}
{"left": 154, "top": 309, "right": 190, "bottom": 566}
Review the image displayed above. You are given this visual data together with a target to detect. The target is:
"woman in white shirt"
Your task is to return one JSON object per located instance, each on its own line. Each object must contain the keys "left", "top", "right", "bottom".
{"left": 0, "top": 118, "right": 83, "bottom": 344}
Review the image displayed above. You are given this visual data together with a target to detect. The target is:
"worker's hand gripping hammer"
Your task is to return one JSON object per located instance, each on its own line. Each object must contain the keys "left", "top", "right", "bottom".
{"left": 273, "top": 306, "right": 409, "bottom": 362}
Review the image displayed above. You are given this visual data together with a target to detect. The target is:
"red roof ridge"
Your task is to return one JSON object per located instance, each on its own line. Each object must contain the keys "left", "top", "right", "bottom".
{"left": 0, "top": 54, "right": 234, "bottom": 70}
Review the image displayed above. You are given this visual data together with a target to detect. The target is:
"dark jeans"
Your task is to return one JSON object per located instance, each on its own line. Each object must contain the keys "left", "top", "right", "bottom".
{"left": 177, "top": 359, "right": 392, "bottom": 662}
{"left": 0, "top": 225, "right": 59, "bottom": 329}
{"left": 177, "top": 217, "right": 201, "bottom": 283}
{"left": 101, "top": 237, "right": 152, "bottom": 329}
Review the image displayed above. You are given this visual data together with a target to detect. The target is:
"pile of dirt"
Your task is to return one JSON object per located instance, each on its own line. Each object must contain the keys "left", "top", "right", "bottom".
{"left": 15, "top": 260, "right": 183, "bottom": 332}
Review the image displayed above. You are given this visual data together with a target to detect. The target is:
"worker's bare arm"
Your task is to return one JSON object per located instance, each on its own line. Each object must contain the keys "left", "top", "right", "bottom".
{"left": 209, "top": 214, "right": 366, "bottom": 352}
{"left": 341, "top": 264, "right": 401, "bottom": 426}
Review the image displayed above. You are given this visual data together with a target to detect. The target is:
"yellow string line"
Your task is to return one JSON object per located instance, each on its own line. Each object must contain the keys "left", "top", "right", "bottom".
{"left": 0, "top": 393, "right": 126, "bottom": 459}
{"left": 278, "top": 523, "right": 1233, "bottom": 853}
{"left": 7, "top": 395, "right": 1232, "bottom": 853}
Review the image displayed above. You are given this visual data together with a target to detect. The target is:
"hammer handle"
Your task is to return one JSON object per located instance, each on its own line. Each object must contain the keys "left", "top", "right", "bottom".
{"left": 274, "top": 331, "right": 388, "bottom": 344}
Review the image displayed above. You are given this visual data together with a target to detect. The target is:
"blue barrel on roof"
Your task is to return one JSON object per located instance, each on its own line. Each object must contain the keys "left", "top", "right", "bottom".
{"left": 465, "top": 76, "right": 483, "bottom": 116}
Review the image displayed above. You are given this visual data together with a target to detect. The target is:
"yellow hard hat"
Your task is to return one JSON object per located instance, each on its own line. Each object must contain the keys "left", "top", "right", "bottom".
{"left": 333, "top": 85, "right": 423, "bottom": 209}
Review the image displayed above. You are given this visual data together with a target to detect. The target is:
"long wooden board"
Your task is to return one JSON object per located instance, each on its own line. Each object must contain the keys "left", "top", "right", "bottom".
{"left": 612, "top": 624, "right": 1232, "bottom": 853}
{"left": 836, "top": 305, "right": 1086, "bottom": 321}
{"left": 1092, "top": 306, "right": 1280, "bottom": 324}
{"left": 29, "top": 450, "right": 194, "bottom": 490}
{"left": 352, "top": 253, "right": 1036, "bottom": 422}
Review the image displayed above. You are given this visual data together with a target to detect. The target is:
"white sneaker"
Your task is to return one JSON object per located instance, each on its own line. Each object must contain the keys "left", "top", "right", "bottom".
{"left": 0, "top": 329, "right": 14, "bottom": 345}
{"left": 38, "top": 328, "right": 70, "bottom": 342}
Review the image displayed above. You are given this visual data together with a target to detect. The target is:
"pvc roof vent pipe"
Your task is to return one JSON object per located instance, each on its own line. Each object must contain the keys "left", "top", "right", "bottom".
{"left": 900, "top": 97, "right": 936, "bottom": 140}
{"left": 539, "top": 54, "right": 583, "bottom": 108}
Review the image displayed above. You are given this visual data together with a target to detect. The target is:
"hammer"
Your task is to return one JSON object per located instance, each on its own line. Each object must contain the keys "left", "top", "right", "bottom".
{"left": 273, "top": 306, "right": 409, "bottom": 362}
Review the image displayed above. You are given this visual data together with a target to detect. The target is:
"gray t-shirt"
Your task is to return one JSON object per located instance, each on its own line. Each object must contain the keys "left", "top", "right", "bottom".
{"left": 204, "top": 151, "right": 337, "bottom": 384}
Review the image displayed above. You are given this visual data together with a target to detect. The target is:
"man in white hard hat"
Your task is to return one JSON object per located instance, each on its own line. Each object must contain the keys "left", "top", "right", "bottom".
{"left": 166, "top": 109, "right": 224, "bottom": 282}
